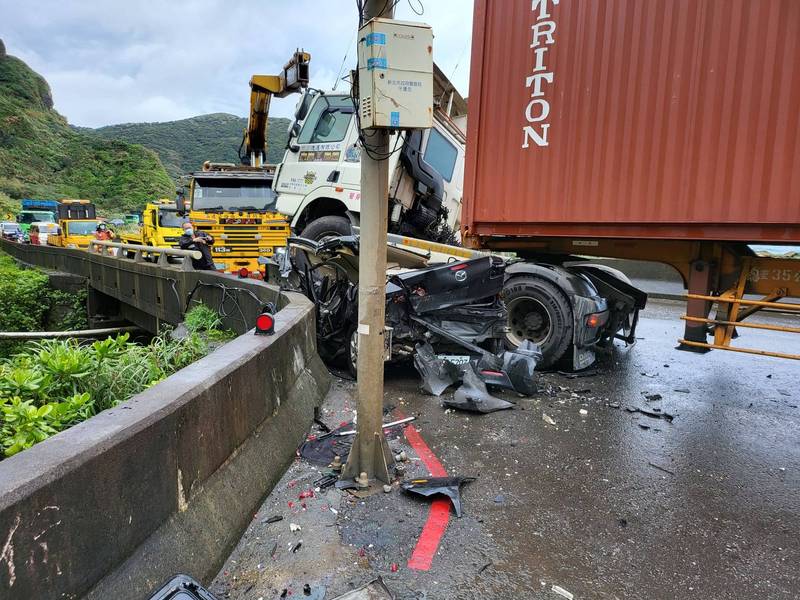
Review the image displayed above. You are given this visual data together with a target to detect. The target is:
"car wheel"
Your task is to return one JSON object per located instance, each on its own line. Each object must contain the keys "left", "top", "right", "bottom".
{"left": 346, "top": 326, "right": 358, "bottom": 378}
{"left": 503, "top": 276, "right": 573, "bottom": 369}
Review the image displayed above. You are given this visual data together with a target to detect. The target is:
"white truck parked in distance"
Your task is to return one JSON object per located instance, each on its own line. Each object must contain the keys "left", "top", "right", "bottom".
{"left": 273, "top": 64, "right": 467, "bottom": 245}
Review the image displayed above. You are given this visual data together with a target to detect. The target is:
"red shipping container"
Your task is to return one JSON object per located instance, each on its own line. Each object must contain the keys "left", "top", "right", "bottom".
{"left": 463, "top": 0, "right": 800, "bottom": 244}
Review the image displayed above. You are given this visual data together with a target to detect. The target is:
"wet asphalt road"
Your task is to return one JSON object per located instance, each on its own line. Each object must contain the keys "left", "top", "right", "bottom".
{"left": 212, "top": 299, "right": 799, "bottom": 600}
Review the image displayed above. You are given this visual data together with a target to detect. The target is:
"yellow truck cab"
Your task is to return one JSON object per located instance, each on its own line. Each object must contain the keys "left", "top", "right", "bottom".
{"left": 48, "top": 200, "right": 99, "bottom": 249}
{"left": 182, "top": 164, "right": 291, "bottom": 274}
{"left": 120, "top": 200, "right": 186, "bottom": 248}
{"left": 48, "top": 219, "right": 100, "bottom": 249}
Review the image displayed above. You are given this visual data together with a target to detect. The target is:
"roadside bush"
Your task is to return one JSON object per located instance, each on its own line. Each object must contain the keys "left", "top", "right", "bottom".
{"left": 0, "top": 304, "right": 233, "bottom": 458}
{"left": 0, "top": 253, "right": 90, "bottom": 357}
{"left": 0, "top": 253, "right": 51, "bottom": 357}
{"left": 184, "top": 303, "right": 236, "bottom": 341}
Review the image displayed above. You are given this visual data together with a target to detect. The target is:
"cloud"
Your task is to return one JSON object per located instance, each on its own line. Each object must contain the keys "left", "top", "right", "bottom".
{"left": 1, "top": 0, "right": 473, "bottom": 127}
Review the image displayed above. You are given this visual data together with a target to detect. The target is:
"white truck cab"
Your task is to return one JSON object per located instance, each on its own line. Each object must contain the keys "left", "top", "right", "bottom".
{"left": 273, "top": 65, "right": 468, "bottom": 243}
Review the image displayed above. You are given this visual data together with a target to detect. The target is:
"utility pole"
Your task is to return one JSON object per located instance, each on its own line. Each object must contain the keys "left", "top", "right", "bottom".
{"left": 341, "top": 0, "right": 396, "bottom": 486}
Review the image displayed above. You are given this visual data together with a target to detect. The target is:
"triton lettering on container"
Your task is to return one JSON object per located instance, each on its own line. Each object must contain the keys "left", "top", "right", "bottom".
{"left": 464, "top": 0, "right": 800, "bottom": 360}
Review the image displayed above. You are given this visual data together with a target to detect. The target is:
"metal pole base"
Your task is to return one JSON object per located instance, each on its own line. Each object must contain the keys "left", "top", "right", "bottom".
{"left": 341, "top": 431, "right": 393, "bottom": 485}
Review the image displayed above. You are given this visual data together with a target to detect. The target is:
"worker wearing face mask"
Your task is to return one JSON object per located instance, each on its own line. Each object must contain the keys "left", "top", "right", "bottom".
{"left": 179, "top": 221, "right": 215, "bottom": 270}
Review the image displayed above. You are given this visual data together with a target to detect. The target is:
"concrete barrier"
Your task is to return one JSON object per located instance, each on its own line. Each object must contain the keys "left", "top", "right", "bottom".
{"left": 0, "top": 238, "right": 285, "bottom": 335}
{"left": 0, "top": 243, "right": 331, "bottom": 599}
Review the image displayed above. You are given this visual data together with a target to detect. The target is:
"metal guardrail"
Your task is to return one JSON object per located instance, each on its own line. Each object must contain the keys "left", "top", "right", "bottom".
{"left": 89, "top": 240, "right": 201, "bottom": 270}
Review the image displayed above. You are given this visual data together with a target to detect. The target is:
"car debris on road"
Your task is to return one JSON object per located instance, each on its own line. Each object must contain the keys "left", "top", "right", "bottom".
{"left": 401, "top": 476, "right": 476, "bottom": 518}
{"left": 148, "top": 574, "right": 219, "bottom": 600}
{"left": 625, "top": 406, "right": 675, "bottom": 422}
{"left": 551, "top": 584, "right": 575, "bottom": 600}
{"left": 444, "top": 365, "right": 515, "bottom": 413}
{"left": 330, "top": 577, "right": 394, "bottom": 600}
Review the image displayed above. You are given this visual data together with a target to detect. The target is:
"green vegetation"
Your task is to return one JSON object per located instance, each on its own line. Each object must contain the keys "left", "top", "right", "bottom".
{"left": 78, "top": 113, "right": 291, "bottom": 180}
{"left": 183, "top": 303, "right": 236, "bottom": 341}
{"left": 0, "top": 252, "right": 89, "bottom": 358}
{"left": 0, "top": 191, "right": 18, "bottom": 220}
{"left": 0, "top": 50, "right": 174, "bottom": 213}
{"left": 0, "top": 304, "right": 233, "bottom": 458}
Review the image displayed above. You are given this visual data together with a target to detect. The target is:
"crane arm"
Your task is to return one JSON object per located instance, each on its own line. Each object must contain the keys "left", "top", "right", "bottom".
{"left": 242, "top": 50, "right": 310, "bottom": 167}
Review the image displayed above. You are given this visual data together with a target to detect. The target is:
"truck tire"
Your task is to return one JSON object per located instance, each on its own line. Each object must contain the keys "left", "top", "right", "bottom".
{"left": 301, "top": 215, "right": 352, "bottom": 241}
{"left": 503, "top": 276, "right": 573, "bottom": 369}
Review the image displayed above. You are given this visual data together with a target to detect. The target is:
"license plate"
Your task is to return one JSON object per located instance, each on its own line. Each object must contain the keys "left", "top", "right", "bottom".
{"left": 437, "top": 354, "right": 470, "bottom": 365}
{"left": 214, "top": 263, "right": 227, "bottom": 270}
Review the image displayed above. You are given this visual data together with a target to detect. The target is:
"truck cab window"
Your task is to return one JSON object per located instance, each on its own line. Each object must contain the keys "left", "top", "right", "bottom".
{"left": 297, "top": 96, "right": 354, "bottom": 144}
{"left": 158, "top": 210, "right": 186, "bottom": 228}
{"left": 423, "top": 128, "right": 458, "bottom": 182}
{"left": 66, "top": 221, "right": 97, "bottom": 236}
{"left": 192, "top": 179, "right": 277, "bottom": 212}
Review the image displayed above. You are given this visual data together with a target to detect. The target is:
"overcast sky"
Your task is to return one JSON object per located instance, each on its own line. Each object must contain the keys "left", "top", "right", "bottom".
{"left": 1, "top": 0, "right": 473, "bottom": 128}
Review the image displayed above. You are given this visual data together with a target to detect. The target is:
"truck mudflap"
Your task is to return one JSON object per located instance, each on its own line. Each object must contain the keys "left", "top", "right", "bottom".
{"left": 567, "top": 264, "right": 648, "bottom": 346}
{"left": 571, "top": 295, "right": 608, "bottom": 370}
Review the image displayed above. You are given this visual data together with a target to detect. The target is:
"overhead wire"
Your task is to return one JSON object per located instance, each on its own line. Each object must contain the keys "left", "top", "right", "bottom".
{"left": 184, "top": 280, "right": 272, "bottom": 332}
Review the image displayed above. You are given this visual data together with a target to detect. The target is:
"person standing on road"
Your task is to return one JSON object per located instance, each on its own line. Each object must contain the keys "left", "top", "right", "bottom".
{"left": 179, "top": 221, "right": 216, "bottom": 270}
{"left": 94, "top": 223, "right": 114, "bottom": 241}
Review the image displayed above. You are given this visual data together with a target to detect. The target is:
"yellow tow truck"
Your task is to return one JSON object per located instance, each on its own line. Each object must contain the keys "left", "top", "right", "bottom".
{"left": 47, "top": 199, "right": 100, "bottom": 249}
{"left": 120, "top": 199, "right": 186, "bottom": 248}
{"left": 179, "top": 51, "right": 310, "bottom": 275}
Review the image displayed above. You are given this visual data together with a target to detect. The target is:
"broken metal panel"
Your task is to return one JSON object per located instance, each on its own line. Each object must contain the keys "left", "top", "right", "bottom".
{"left": 330, "top": 577, "right": 395, "bottom": 600}
{"left": 445, "top": 365, "right": 514, "bottom": 414}
{"left": 413, "top": 343, "right": 461, "bottom": 396}
{"left": 401, "top": 476, "right": 476, "bottom": 518}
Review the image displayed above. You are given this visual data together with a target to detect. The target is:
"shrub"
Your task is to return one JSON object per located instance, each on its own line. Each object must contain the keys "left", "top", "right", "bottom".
{"left": 184, "top": 303, "right": 236, "bottom": 341}
{"left": 0, "top": 303, "right": 234, "bottom": 458}
{"left": 0, "top": 252, "right": 89, "bottom": 357}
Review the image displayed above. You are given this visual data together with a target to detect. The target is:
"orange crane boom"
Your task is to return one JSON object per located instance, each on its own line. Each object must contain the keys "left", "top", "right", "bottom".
{"left": 241, "top": 50, "right": 310, "bottom": 167}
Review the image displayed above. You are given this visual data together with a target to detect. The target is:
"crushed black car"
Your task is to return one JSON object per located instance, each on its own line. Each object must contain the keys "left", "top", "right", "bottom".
{"left": 279, "top": 236, "right": 541, "bottom": 397}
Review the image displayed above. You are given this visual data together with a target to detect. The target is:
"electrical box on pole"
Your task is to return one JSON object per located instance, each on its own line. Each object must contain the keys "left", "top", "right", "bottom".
{"left": 357, "top": 18, "right": 434, "bottom": 129}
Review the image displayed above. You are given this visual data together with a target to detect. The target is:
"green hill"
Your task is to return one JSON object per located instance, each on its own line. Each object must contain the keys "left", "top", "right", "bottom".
{"left": 78, "top": 113, "right": 292, "bottom": 180}
{"left": 0, "top": 42, "right": 174, "bottom": 215}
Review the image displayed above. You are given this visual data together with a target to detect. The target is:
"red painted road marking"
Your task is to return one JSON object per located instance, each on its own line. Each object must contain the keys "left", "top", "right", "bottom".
{"left": 402, "top": 422, "right": 450, "bottom": 571}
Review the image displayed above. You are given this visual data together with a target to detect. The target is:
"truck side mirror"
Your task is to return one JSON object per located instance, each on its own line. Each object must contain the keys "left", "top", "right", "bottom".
{"left": 175, "top": 189, "right": 186, "bottom": 215}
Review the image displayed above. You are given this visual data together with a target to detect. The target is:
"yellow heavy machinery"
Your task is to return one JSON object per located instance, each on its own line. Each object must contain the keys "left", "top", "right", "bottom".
{"left": 180, "top": 51, "right": 310, "bottom": 275}
{"left": 47, "top": 199, "right": 100, "bottom": 249}
{"left": 119, "top": 199, "right": 186, "bottom": 248}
